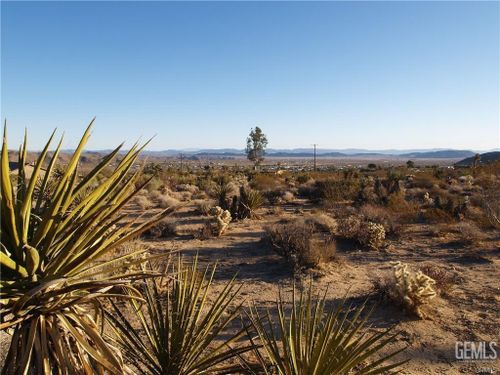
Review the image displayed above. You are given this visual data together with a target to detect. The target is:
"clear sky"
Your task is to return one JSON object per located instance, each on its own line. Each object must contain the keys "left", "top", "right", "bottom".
{"left": 1, "top": 1, "right": 499, "bottom": 151}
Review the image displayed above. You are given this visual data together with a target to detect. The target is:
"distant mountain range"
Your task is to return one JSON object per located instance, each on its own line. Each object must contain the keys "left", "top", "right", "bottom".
{"left": 138, "top": 148, "right": 486, "bottom": 159}
{"left": 455, "top": 151, "right": 500, "bottom": 166}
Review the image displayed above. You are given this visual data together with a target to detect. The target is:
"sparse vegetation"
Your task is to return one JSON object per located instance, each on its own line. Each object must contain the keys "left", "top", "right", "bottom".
{"left": 2, "top": 122, "right": 497, "bottom": 373}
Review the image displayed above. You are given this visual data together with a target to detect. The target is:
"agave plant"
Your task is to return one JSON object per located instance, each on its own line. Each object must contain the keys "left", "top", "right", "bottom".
{"left": 0, "top": 120, "right": 171, "bottom": 374}
{"left": 247, "top": 285, "right": 407, "bottom": 375}
{"left": 106, "top": 257, "right": 254, "bottom": 375}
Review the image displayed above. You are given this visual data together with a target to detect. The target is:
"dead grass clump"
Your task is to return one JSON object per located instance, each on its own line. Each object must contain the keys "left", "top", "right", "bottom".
{"left": 266, "top": 219, "right": 336, "bottom": 274}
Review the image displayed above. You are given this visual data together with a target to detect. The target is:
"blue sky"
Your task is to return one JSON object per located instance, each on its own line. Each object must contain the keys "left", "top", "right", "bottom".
{"left": 1, "top": 1, "right": 499, "bottom": 151}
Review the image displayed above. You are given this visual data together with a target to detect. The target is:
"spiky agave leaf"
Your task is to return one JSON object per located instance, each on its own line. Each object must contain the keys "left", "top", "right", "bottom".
{"left": 105, "top": 257, "right": 255, "bottom": 375}
{"left": 247, "top": 284, "right": 407, "bottom": 375}
{"left": 0, "top": 120, "right": 173, "bottom": 374}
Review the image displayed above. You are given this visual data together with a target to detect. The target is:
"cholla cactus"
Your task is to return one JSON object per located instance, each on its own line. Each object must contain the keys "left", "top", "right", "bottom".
{"left": 209, "top": 206, "right": 232, "bottom": 236}
{"left": 391, "top": 262, "right": 437, "bottom": 319}
{"left": 358, "top": 222, "right": 385, "bottom": 250}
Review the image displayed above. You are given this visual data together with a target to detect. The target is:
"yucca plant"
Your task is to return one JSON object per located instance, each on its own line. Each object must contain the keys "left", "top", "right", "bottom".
{"left": 0, "top": 120, "right": 171, "bottom": 374}
{"left": 105, "top": 257, "right": 254, "bottom": 375}
{"left": 247, "top": 285, "right": 407, "bottom": 375}
{"left": 212, "top": 175, "right": 234, "bottom": 211}
{"left": 233, "top": 186, "right": 264, "bottom": 220}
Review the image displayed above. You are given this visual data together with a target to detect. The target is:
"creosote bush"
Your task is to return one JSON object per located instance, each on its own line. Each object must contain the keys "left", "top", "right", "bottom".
{"left": 266, "top": 219, "right": 335, "bottom": 274}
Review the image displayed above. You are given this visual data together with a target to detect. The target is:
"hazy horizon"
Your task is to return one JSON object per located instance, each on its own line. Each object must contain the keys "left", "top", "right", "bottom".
{"left": 2, "top": 1, "right": 499, "bottom": 151}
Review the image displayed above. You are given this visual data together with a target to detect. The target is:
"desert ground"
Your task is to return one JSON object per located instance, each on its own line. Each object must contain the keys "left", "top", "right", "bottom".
{"left": 3, "top": 152, "right": 499, "bottom": 374}
{"left": 118, "top": 157, "right": 499, "bottom": 374}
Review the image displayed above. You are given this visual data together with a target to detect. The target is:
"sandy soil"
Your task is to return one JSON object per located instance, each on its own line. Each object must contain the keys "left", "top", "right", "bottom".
{"left": 139, "top": 201, "right": 499, "bottom": 374}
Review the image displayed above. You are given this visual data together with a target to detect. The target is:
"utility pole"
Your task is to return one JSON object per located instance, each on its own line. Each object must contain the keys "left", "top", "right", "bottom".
{"left": 312, "top": 144, "right": 318, "bottom": 171}
{"left": 179, "top": 153, "right": 184, "bottom": 172}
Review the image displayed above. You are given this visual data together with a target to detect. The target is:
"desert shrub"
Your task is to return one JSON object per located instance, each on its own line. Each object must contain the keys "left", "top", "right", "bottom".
{"left": 145, "top": 176, "right": 163, "bottom": 193}
{"left": 135, "top": 194, "right": 154, "bottom": 209}
{"left": 142, "top": 218, "right": 178, "bottom": 238}
{"left": 480, "top": 179, "right": 500, "bottom": 228}
{"left": 465, "top": 205, "right": 494, "bottom": 229}
{"left": 336, "top": 215, "right": 362, "bottom": 239}
{"left": 296, "top": 173, "right": 311, "bottom": 184}
{"left": 359, "top": 204, "right": 401, "bottom": 237}
{"left": 264, "top": 189, "right": 283, "bottom": 205}
{"left": 455, "top": 221, "right": 487, "bottom": 246}
{"left": 297, "top": 180, "right": 316, "bottom": 198}
{"left": 191, "top": 190, "right": 208, "bottom": 200}
{"left": 313, "top": 179, "right": 360, "bottom": 206}
{"left": 418, "top": 264, "right": 457, "bottom": 296}
{"left": 377, "top": 262, "right": 437, "bottom": 319}
{"left": 357, "top": 221, "right": 386, "bottom": 250}
{"left": 195, "top": 199, "right": 216, "bottom": 216}
{"left": 410, "top": 175, "right": 437, "bottom": 190}
{"left": 304, "top": 213, "right": 337, "bottom": 235}
{"left": 198, "top": 221, "right": 215, "bottom": 240}
{"left": 156, "top": 193, "right": 181, "bottom": 208}
{"left": 354, "top": 180, "right": 378, "bottom": 206}
{"left": 281, "top": 190, "right": 295, "bottom": 202}
{"left": 176, "top": 183, "right": 199, "bottom": 194}
{"left": 266, "top": 219, "right": 335, "bottom": 274}
{"left": 250, "top": 173, "right": 282, "bottom": 191}
{"left": 422, "top": 208, "right": 454, "bottom": 224}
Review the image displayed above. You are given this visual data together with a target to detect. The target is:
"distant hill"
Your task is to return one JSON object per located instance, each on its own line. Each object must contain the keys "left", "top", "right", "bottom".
{"left": 455, "top": 151, "right": 500, "bottom": 167}
{"left": 400, "top": 150, "right": 475, "bottom": 159}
